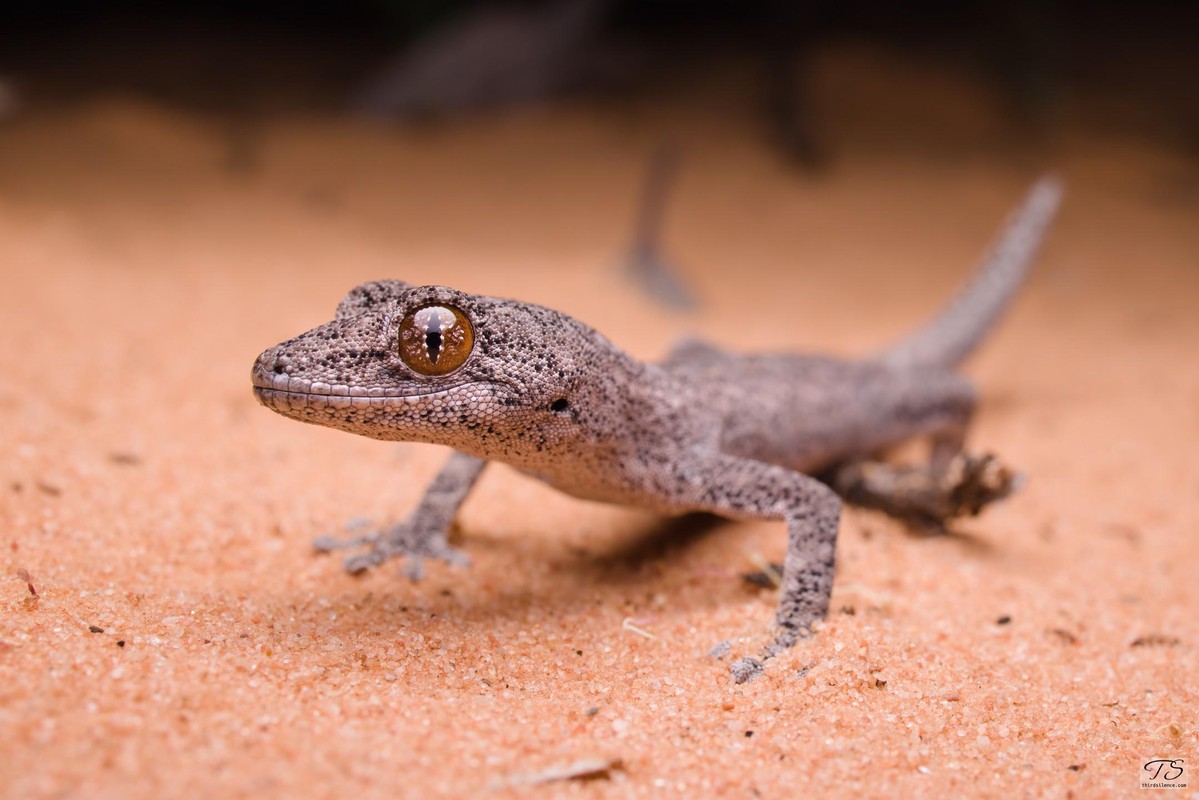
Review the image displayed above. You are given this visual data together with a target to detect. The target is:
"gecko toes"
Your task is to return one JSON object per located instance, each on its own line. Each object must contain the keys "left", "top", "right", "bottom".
{"left": 313, "top": 535, "right": 347, "bottom": 552}
{"left": 343, "top": 552, "right": 385, "bottom": 574}
{"left": 320, "top": 528, "right": 470, "bottom": 579}
{"left": 314, "top": 531, "right": 379, "bottom": 552}
{"left": 402, "top": 557, "right": 426, "bottom": 582}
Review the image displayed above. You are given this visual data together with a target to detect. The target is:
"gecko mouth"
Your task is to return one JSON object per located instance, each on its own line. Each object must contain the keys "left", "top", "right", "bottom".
{"left": 251, "top": 370, "right": 475, "bottom": 410}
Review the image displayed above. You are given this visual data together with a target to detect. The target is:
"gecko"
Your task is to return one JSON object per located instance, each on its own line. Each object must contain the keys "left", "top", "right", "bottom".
{"left": 252, "top": 177, "right": 1062, "bottom": 682}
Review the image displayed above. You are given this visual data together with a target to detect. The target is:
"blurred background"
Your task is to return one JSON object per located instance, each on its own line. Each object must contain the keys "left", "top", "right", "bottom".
{"left": 2, "top": 0, "right": 1197, "bottom": 154}
{"left": 0, "top": 0, "right": 1195, "bottom": 315}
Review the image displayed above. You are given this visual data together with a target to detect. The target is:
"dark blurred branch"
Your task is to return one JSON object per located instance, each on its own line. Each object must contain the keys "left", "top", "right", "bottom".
{"left": 624, "top": 144, "right": 698, "bottom": 311}
{"left": 353, "top": 0, "right": 610, "bottom": 117}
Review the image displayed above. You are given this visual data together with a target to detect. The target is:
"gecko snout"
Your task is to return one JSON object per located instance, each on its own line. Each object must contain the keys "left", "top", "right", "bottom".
{"left": 251, "top": 348, "right": 283, "bottom": 381}
{"left": 250, "top": 347, "right": 299, "bottom": 400}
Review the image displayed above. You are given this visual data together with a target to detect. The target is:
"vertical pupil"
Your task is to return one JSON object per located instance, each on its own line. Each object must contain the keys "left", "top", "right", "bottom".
{"left": 425, "top": 330, "right": 442, "bottom": 363}
{"left": 424, "top": 315, "right": 444, "bottom": 364}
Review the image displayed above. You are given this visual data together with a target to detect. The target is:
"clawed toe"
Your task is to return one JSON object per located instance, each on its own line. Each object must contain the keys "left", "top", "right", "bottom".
{"left": 431, "top": 544, "right": 470, "bottom": 569}
{"left": 312, "top": 535, "right": 341, "bottom": 552}
{"left": 314, "top": 535, "right": 361, "bottom": 552}
{"left": 314, "top": 524, "right": 469, "bottom": 579}
{"left": 343, "top": 551, "right": 386, "bottom": 574}
{"left": 313, "top": 530, "right": 379, "bottom": 552}
{"left": 946, "top": 453, "right": 1020, "bottom": 516}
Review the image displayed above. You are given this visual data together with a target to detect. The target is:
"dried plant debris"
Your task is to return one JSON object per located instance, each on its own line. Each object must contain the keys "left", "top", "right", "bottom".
{"left": 1131, "top": 634, "right": 1181, "bottom": 648}
{"left": 108, "top": 451, "right": 143, "bottom": 466}
{"left": 15, "top": 568, "right": 37, "bottom": 597}
{"left": 621, "top": 617, "right": 657, "bottom": 640}
{"left": 1049, "top": 628, "right": 1079, "bottom": 645}
{"left": 741, "top": 559, "right": 783, "bottom": 589}
{"left": 495, "top": 757, "right": 624, "bottom": 788}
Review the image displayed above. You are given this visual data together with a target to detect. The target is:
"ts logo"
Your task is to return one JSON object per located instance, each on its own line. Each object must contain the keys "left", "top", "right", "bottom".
{"left": 1143, "top": 759, "right": 1184, "bottom": 782}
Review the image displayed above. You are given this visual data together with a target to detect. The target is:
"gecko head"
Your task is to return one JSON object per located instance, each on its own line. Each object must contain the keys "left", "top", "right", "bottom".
{"left": 252, "top": 280, "right": 626, "bottom": 460}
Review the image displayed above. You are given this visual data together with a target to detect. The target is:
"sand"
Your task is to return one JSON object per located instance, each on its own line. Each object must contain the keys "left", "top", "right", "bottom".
{"left": 2, "top": 58, "right": 1197, "bottom": 798}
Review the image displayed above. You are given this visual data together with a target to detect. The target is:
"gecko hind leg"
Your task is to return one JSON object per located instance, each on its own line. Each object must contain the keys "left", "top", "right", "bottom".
{"left": 313, "top": 452, "right": 486, "bottom": 580}
{"left": 824, "top": 370, "right": 1017, "bottom": 529}
{"left": 826, "top": 452, "right": 1021, "bottom": 532}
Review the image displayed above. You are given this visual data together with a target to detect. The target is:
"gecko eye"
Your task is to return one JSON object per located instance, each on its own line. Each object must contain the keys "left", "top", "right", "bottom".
{"left": 398, "top": 304, "right": 474, "bottom": 376}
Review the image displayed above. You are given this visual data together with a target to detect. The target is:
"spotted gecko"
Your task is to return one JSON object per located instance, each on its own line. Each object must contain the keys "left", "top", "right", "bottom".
{"left": 252, "top": 177, "right": 1062, "bottom": 681}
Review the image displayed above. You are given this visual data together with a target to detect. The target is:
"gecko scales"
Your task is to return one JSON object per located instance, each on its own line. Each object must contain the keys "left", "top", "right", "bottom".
{"left": 252, "top": 178, "right": 1062, "bottom": 682}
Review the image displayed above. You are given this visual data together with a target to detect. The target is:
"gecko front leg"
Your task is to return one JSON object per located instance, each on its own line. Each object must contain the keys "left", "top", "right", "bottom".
{"left": 314, "top": 452, "right": 487, "bottom": 580}
{"left": 683, "top": 454, "right": 841, "bottom": 683}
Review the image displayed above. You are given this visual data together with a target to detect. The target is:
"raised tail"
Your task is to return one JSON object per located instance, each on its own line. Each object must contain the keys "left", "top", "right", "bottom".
{"left": 875, "top": 176, "right": 1063, "bottom": 371}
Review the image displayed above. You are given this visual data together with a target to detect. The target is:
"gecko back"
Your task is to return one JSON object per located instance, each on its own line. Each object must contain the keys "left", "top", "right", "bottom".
{"left": 662, "top": 177, "right": 1062, "bottom": 476}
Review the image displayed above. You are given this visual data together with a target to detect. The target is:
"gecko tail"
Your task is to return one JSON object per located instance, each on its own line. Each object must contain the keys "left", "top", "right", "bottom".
{"left": 874, "top": 176, "right": 1064, "bottom": 372}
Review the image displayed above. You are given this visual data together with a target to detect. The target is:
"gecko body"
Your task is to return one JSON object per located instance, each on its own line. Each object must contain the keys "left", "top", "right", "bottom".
{"left": 253, "top": 178, "right": 1062, "bottom": 681}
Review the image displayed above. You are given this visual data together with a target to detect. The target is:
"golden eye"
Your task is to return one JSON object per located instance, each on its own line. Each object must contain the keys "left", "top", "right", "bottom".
{"left": 398, "top": 304, "right": 474, "bottom": 376}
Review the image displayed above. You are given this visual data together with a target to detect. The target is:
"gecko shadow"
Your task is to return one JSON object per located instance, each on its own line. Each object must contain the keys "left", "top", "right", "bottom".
{"left": 276, "top": 505, "right": 1005, "bottom": 656}
{"left": 568, "top": 503, "right": 998, "bottom": 585}
{"left": 579, "top": 511, "right": 732, "bottom": 577}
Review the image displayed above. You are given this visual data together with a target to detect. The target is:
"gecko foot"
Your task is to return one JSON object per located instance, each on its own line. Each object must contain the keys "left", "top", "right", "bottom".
{"left": 729, "top": 628, "right": 815, "bottom": 684}
{"left": 943, "top": 452, "right": 1022, "bottom": 516}
{"left": 313, "top": 523, "right": 469, "bottom": 581}
{"left": 829, "top": 451, "right": 1021, "bottom": 526}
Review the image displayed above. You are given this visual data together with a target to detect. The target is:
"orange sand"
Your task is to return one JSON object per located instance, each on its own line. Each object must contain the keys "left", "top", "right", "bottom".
{"left": 2, "top": 55, "right": 1197, "bottom": 798}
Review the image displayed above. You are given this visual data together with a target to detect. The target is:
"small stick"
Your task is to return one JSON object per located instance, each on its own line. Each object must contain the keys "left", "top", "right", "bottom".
{"left": 16, "top": 568, "right": 37, "bottom": 597}
{"left": 621, "top": 616, "right": 658, "bottom": 640}
{"left": 624, "top": 144, "right": 697, "bottom": 310}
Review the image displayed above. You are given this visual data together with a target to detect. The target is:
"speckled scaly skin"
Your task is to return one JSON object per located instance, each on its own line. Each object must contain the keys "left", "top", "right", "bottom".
{"left": 253, "top": 178, "right": 1062, "bottom": 682}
